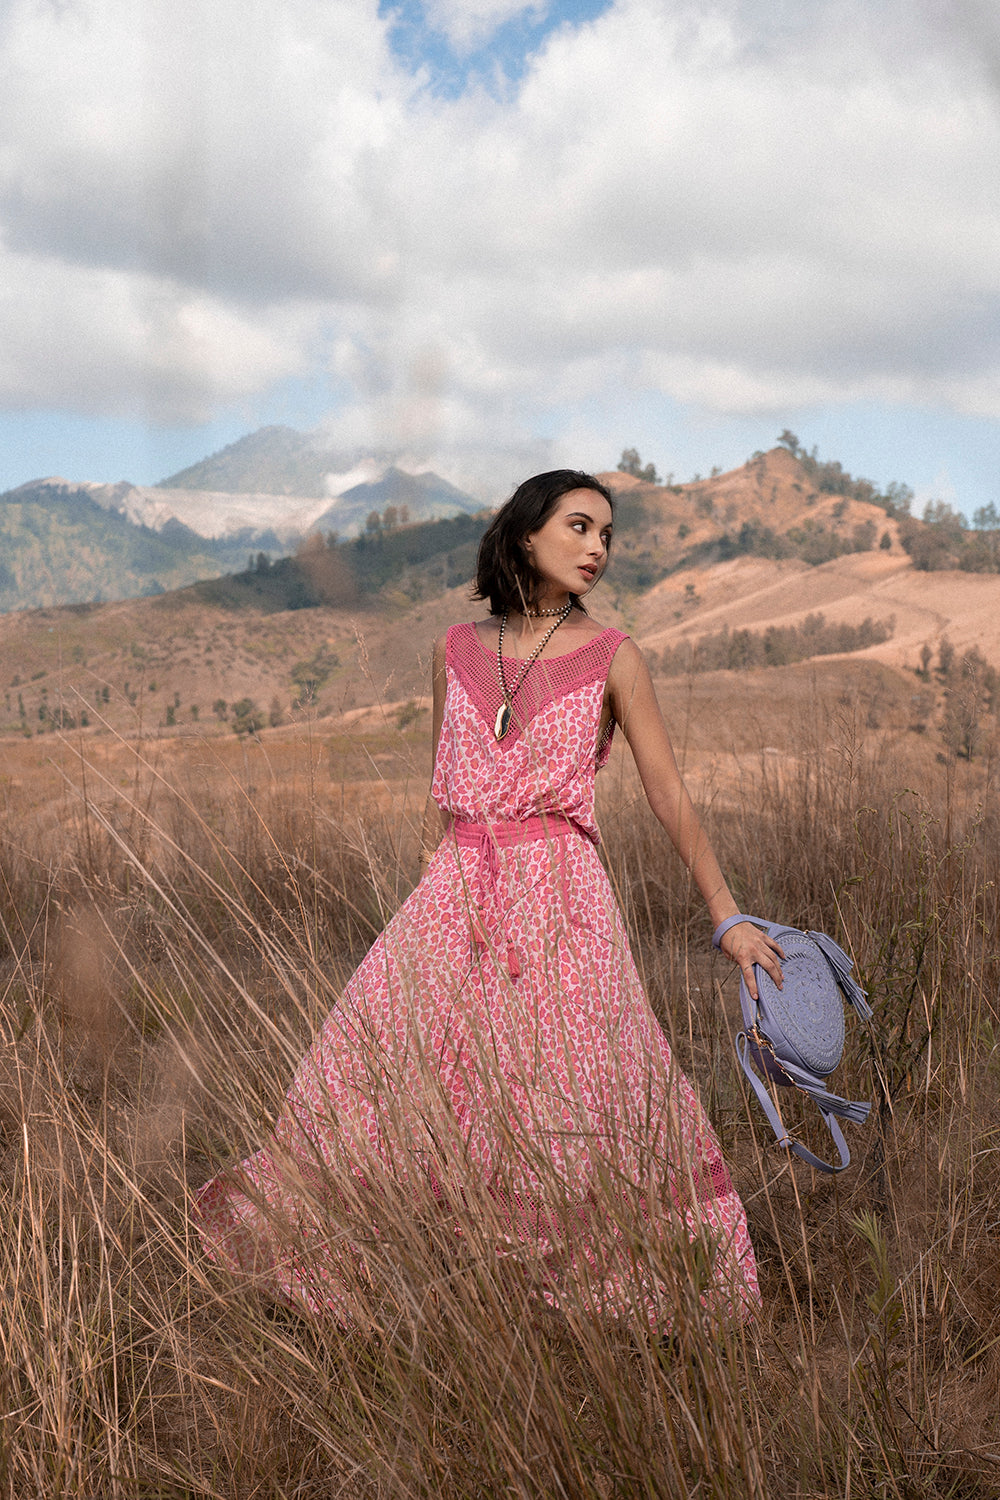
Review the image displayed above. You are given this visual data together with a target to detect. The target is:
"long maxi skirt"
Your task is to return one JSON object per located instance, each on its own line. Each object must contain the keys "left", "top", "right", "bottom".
{"left": 194, "top": 813, "right": 761, "bottom": 1329}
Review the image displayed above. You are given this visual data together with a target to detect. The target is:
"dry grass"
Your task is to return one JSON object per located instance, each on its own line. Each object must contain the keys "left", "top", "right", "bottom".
{"left": 1, "top": 684, "right": 999, "bottom": 1498}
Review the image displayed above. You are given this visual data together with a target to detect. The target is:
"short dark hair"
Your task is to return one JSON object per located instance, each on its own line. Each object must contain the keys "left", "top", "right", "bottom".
{"left": 473, "top": 469, "right": 614, "bottom": 616}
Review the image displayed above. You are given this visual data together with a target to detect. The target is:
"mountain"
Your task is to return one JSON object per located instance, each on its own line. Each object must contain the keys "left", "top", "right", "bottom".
{"left": 0, "top": 457, "right": 483, "bottom": 612}
{"left": 157, "top": 425, "right": 334, "bottom": 496}
{"left": 3, "top": 448, "right": 999, "bottom": 771}
{"left": 309, "top": 467, "right": 483, "bottom": 538}
{"left": 0, "top": 479, "right": 256, "bottom": 612}
{"left": 156, "top": 425, "right": 431, "bottom": 503}
{"left": 77, "top": 477, "right": 334, "bottom": 544}
{"left": 158, "top": 426, "right": 483, "bottom": 530}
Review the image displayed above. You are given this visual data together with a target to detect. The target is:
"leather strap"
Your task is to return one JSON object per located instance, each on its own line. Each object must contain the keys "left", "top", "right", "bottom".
{"left": 713, "top": 912, "right": 770, "bottom": 949}
{"left": 736, "top": 1033, "right": 851, "bottom": 1173}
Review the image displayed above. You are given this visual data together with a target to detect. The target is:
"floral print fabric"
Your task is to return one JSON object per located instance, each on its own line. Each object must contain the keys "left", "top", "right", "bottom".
{"left": 194, "top": 622, "right": 760, "bottom": 1325}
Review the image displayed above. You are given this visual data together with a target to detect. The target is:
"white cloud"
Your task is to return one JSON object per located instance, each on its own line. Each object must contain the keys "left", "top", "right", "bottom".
{"left": 1, "top": 0, "right": 999, "bottom": 456}
{"left": 420, "top": 0, "right": 548, "bottom": 52}
{"left": 0, "top": 247, "right": 314, "bottom": 421}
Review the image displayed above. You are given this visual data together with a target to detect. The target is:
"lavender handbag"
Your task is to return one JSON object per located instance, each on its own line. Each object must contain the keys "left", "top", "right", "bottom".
{"left": 713, "top": 914, "right": 873, "bottom": 1173}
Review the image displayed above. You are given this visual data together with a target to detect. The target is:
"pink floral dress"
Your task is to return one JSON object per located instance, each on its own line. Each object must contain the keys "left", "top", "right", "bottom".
{"left": 194, "top": 622, "right": 760, "bottom": 1324}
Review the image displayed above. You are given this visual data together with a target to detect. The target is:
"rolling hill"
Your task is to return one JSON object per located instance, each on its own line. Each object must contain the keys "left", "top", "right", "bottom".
{"left": 1, "top": 448, "right": 996, "bottom": 776}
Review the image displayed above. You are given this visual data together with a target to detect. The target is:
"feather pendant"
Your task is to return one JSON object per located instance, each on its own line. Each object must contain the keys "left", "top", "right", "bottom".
{"left": 494, "top": 700, "right": 512, "bottom": 740}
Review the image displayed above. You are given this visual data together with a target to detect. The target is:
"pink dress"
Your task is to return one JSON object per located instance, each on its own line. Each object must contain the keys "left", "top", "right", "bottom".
{"left": 194, "top": 622, "right": 760, "bottom": 1325}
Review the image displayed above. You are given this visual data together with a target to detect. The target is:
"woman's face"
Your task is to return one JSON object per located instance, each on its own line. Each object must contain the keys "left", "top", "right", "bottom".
{"left": 523, "top": 488, "right": 614, "bottom": 603}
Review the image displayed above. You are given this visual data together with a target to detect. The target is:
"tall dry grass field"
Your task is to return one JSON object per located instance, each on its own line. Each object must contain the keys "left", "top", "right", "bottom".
{"left": 1, "top": 680, "right": 999, "bottom": 1498}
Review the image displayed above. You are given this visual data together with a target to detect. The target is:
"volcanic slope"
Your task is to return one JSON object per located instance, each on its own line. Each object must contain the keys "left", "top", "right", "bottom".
{"left": 1, "top": 448, "right": 996, "bottom": 752}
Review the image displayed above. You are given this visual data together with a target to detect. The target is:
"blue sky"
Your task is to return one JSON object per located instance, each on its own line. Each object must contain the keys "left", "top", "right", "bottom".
{"left": 0, "top": 0, "right": 997, "bottom": 513}
{"left": 379, "top": 0, "right": 614, "bottom": 97}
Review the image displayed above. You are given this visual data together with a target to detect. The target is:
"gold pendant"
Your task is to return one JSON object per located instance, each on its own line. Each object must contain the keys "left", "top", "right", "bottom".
{"left": 494, "top": 701, "right": 512, "bottom": 740}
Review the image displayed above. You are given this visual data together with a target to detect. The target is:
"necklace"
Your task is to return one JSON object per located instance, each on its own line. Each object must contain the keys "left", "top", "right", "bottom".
{"left": 494, "top": 602, "right": 572, "bottom": 741}
{"left": 523, "top": 605, "right": 567, "bottom": 617}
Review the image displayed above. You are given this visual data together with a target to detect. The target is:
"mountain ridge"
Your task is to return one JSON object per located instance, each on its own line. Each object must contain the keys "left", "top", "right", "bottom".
{"left": 3, "top": 448, "right": 998, "bottom": 762}
{"left": 0, "top": 462, "right": 482, "bottom": 612}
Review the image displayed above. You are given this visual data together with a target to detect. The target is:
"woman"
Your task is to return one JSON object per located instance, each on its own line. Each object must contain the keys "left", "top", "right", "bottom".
{"left": 195, "top": 469, "right": 784, "bottom": 1325}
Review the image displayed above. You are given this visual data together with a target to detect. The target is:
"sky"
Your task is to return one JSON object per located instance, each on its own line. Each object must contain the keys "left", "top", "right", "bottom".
{"left": 0, "top": 0, "right": 998, "bottom": 513}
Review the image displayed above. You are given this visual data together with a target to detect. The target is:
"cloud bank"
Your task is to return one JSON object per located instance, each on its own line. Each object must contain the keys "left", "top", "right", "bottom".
{"left": 1, "top": 0, "right": 998, "bottom": 474}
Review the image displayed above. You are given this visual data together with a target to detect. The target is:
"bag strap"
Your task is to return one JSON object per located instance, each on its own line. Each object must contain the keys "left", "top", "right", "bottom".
{"left": 736, "top": 1033, "right": 851, "bottom": 1173}
{"left": 712, "top": 913, "right": 777, "bottom": 948}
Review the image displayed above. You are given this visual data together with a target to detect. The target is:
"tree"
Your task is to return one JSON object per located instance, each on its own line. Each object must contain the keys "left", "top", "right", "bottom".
{"left": 881, "top": 481, "right": 913, "bottom": 517}
{"left": 777, "top": 430, "right": 800, "bottom": 456}
{"left": 972, "top": 502, "right": 1000, "bottom": 531}
{"left": 918, "top": 642, "right": 933, "bottom": 679}
{"left": 231, "top": 697, "right": 265, "bottom": 737}
{"left": 291, "top": 645, "right": 340, "bottom": 707}
{"left": 923, "top": 499, "right": 968, "bottom": 530}
{"left": 617, "top": 448, "right": 660, "bottom": 483}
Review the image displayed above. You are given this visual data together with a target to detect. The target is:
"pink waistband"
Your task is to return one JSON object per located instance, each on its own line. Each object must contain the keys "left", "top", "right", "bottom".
{"left": 451, "top": 813, "right": 579, "bottom": 849}
{"left": 449, "top": 815, "right": 580, "bottom": 980}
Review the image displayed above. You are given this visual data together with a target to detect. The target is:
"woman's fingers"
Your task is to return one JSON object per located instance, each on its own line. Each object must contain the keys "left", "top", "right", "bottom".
{"left": 724, "top": 927, "right": 785, "bottom": 1000}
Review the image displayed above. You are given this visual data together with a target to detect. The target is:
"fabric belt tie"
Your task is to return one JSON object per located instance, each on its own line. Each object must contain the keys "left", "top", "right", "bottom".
{"left": 451, "top": 814, "right": 580, "bottom": 979}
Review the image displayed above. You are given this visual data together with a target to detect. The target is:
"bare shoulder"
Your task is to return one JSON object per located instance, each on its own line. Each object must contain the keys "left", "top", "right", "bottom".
{"left": 569, "top": 611, "right": 618, "bottom": 644}
{"left": 472, "top": 616, "right": 501, "bottom": 650}
{"left": 607, "top": 636, "right": 648, "bottom": 682}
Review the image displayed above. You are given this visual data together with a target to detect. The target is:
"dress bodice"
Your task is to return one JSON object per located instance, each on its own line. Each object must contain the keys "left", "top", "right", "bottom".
{"left": 430, "top": 621, "right": 628, "bottom": 842}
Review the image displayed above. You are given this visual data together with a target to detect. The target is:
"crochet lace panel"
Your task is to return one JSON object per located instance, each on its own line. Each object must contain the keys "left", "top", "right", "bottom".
{"left": 446, "top": 622, "right": 629, "bottom": 753}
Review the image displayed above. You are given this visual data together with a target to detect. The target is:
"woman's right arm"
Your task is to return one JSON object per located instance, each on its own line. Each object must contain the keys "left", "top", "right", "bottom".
{"left": 607, "top": 638, "right": 784, "bottom": 998}
{"left": 418, "top": 634, "right": 450, "bottom": 873}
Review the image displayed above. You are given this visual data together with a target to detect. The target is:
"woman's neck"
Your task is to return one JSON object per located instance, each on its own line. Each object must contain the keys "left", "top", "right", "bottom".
{"left": 503, "top": 597, "right": 574, "bottom": 643}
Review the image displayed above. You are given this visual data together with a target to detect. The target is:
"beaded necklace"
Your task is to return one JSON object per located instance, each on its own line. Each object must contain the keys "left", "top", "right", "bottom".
{"left": 494, "top": 603, "right": 572, "bottom": 741}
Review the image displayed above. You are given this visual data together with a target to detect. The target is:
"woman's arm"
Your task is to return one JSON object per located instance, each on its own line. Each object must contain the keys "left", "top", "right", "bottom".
{"left": 606, "top": 639, "right": 783, "bottom": 1000}
{"left": 418, "top": 634, "right": 451, "bottom": 873}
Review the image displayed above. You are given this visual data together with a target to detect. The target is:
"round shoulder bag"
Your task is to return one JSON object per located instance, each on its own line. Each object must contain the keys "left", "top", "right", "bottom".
{"left": 713, "top": 914, "right": 873, "bottom": 1173}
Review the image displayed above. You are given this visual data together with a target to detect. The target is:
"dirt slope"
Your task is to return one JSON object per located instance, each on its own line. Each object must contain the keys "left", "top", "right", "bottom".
{"left": 1, "top": 447, "right": 996, "bottom": 743}
{"left": 631, "top": 551, "right": 1000, "bottom": 673}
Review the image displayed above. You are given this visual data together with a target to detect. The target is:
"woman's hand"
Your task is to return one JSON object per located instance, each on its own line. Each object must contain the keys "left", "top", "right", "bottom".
{"left": 719, "top": 922, "right": 785, "bottom": 1002}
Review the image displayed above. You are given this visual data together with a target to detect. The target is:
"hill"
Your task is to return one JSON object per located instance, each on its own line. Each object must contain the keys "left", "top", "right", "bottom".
{"left": 0, "top": 463, "right": 482, "bottom": 613}
{"left": 1, "top": 447, "right": 998, "bottom": 769}
{"left": 596, "top": 444, "right": 904, "bottom": 592}
{"left": 0, "top": 479, "right": 252, "bottom": 612}
{"left": 310, "top": 467, "right": 483, "bottom": 538}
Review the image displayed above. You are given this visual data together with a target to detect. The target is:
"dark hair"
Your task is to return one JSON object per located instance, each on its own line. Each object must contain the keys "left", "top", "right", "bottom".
{"left": 473, "top": 469, "right": 614, "bottom": 616}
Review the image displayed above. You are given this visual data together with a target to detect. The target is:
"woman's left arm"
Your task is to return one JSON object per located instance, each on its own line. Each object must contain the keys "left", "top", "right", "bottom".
{"left": 418, "top": 634, "right": 451, "bottom": 874}
{"left": 607, "top": 639, "right": 783, "bottom": 1000}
